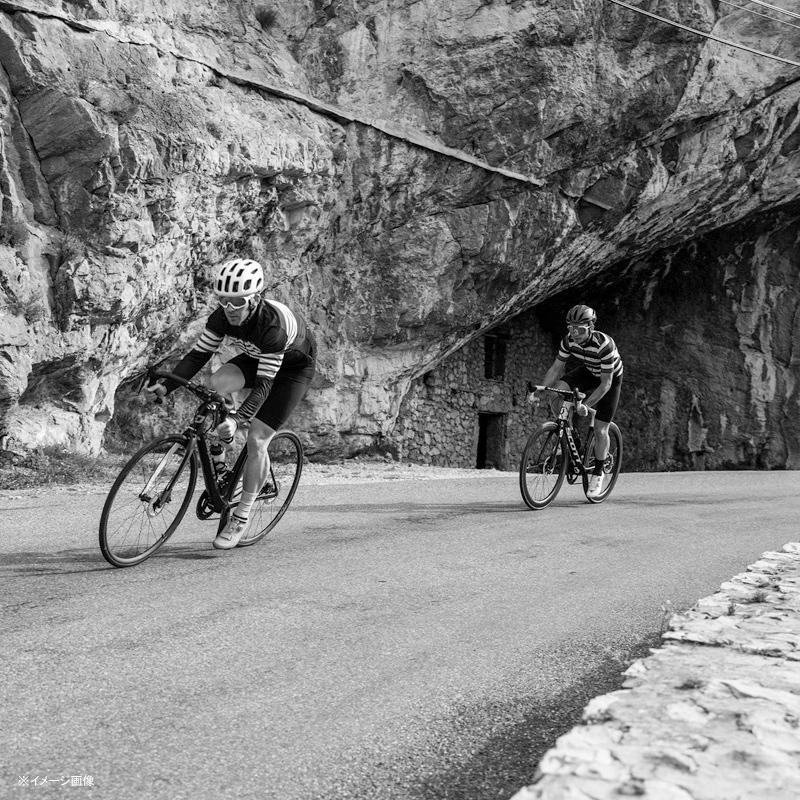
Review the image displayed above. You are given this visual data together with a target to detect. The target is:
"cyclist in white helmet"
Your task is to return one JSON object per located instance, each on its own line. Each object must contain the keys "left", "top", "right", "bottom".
{"left": 529, "top": 304, "right": 623, "bottom": 499}
{"left": 147, "top": 258, "right": 315, "bottom": 549}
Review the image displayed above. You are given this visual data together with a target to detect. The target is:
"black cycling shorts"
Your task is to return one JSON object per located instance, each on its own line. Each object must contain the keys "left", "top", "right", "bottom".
{"left": 227, "top": 353, "right": 315, "bottom": 431}
{"left": 563, "top": 365, "right": 622, "bottom": 423}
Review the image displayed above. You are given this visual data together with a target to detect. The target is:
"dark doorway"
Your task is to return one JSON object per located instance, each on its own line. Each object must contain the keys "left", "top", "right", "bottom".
{"left": 476, "top": 413, "right": 506, "bottom": 469}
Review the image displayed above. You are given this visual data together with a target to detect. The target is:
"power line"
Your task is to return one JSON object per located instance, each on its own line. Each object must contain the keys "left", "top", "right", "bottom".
{"left": 746, "top": 0, "right": 800, "bottom": 22}
{"left": 719, "top": 0, "right": 800, "bottom": 32}
{"left": 604, "top": 0, "right": 800, "bottom": 68}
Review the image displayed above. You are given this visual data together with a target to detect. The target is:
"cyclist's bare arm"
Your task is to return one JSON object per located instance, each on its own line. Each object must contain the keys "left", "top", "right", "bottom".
{"left": 582, "top": 372, "right": 613, "bottom": 410}
{"left": 528, "top": 359, "right": 566, "bottom": 404}
{"left": 543, "top": 358, "right": 566, "bottom": 386}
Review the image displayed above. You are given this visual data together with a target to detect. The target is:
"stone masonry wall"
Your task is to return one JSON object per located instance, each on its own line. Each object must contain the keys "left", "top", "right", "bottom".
{"left": 394, "top": 315, "right": 554, "bottom": 469}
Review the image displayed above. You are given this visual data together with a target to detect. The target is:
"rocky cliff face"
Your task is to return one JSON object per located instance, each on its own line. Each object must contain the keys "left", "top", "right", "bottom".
{"left": 0, "top": 0, "right": 798, "bottom": 466}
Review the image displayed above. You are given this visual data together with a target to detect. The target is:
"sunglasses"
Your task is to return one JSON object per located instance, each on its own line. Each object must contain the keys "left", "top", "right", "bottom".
{"left": 567, "top": 323, "right": 591, "bottom": 331}
{"left": 219, "top": 296, "right": 252, "bottom": 311}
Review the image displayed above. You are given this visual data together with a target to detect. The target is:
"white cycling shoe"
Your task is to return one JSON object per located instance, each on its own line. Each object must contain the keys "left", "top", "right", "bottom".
{"left": 213, "top": 515, "right": 249, "bottom": 549}
{"left": 586, "top": 473, "right": 605, "bottom": 498}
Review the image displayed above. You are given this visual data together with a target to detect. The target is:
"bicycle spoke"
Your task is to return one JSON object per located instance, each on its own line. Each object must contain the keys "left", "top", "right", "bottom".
{"left": 222, "top": 431, "right": 303, "bottom": 547}
{"left": 99, "top": 437, "right": 196, "bottom": 567}
{"left": 519, "top": 424, "right": 566, "bottom": 510}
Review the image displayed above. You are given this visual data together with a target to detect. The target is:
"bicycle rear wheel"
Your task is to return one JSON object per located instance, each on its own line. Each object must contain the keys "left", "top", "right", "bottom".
{"left": 219, "top": 430, "right": 304, "bottom": 546}
{"left": 582, "top": 422, "right": 623, "bottom": 503}
{"left": 519, "top": 422, "right": 567, "bottom": 510}
{"left": 99, "top": 435, "right": 197, "bottom": 567}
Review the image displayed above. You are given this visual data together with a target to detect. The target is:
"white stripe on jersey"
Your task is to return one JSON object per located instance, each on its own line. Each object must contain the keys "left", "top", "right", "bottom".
{"left": 196, "top": 329, "right": 225, "bottom": 353}
{"left": 558, "top": 332, "right": 623, "bottom": 377}
{"left": 266, "top": 299, "right": 298, "bottom": 348}
{"left": 257, "top": 352, "right": 285, "bottom": 380}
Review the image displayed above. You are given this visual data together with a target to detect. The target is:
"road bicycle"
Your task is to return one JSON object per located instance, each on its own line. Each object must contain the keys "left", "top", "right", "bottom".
{"left": 519, "top": 384, "right": 622, "bottom": 510}
{"left": 99, "top": 370, "right": 303, "bottom": 567}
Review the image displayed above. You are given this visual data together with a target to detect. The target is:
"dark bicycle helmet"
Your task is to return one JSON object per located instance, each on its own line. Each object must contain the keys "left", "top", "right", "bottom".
{"left": 566, "top": 304, "right": 597, "bottom": 325}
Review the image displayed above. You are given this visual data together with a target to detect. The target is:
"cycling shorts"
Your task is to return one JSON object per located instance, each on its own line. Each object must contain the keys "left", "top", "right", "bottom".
{"left": 227, "top": 352, "right": 315, "bottom": 430}
{"left": 563, "top": 364, "right": 622, "bottom": 423}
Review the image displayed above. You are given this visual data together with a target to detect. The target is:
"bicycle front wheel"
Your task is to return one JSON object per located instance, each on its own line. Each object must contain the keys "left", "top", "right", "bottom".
{"left": 582, "top": 422, "right": 623, "bottom": 503}
{"left": 219, "top": 430, "right": 304, "bottom": 546}
{"left": 99, "top": 435, "right": 197, "bottom": 567}
{"left": 519, "top": 422, "right": 567, "bottom": 510}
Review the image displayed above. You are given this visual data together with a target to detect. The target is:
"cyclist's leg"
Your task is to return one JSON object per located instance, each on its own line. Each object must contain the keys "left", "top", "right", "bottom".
{"left": 592, "top": 375, "right": 622, "bottom": 466}
{"left": 241, "top": 419, "right": 277, "bottom": 499}
{"left": 216, "top": 361, "right": 313, "bottom": 547}
{"left": 593, "top": 420, "right": 611, "bottom": 465}
{"left": 214, "top": 419, "right": 275, "bottom": 548}
{"left": 560, "top": 365, "right": 598, "bottom": 416}
{"left": 586, "top": 377, "right": 621, "bottom": 501}
{"left": 207, "top": 355, "right": 250, "bottom": 394}
{"left": 208, "top": 355, "right": 252, "bottom": 459}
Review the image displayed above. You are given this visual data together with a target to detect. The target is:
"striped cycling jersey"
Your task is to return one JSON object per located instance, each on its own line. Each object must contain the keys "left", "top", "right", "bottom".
{"left": 196, "top": 298, "right": 307, "bottom": 381}
{"left": 557, "top": 330, "right": 623, "bottom": 378}
{"left": 169, "top": 297, "right": 314, "bottom": 422}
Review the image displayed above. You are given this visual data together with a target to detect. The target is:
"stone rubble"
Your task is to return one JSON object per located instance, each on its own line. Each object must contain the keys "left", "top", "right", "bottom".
{"left": 511, "top": 542, "right": 800, "bottom": 800}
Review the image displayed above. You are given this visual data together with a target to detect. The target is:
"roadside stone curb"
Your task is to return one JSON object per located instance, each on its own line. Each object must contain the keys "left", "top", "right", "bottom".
{"left": 511, "top": 542, "right": 800, "bottom": 800}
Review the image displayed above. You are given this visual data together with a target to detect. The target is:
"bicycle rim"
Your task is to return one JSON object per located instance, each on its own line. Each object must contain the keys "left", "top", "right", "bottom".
{"left": 519, "top": 423, "right": 567, "bottom": 510}
{"left": 220, "top": 431, "right": 304, "bottom": 546}
{"left": 99, "top": 436, "right": 197, "bottom": 567}
{"left": 582, "top": 423, "right": 623, "bottom": 503}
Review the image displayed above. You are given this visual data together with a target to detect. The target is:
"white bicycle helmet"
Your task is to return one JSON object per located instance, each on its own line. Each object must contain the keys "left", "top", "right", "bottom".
{"left": 213, "top": 259, "right": 265, "bottom": 297}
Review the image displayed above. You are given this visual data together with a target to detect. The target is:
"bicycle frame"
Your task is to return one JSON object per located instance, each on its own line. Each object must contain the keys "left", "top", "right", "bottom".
{"left": 532, "top": 382, "right": 591, "bottom": 477}
{"left": 556, "top": 408, "right": 586, "bottom": 479}
{"left": 146, "top": 371, "right": 234, "bottom": 515}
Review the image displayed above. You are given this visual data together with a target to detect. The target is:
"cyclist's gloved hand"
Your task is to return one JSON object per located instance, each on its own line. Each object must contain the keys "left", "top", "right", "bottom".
{"left": 576, "top": 401, "right": 589, "bottom": 417}
{"left": 144, "top": 380, "right": 167, "bottom": 403}
{"left": 216, "top": 415, "right": 238, "bottom": 442}
{"left": 526, "top": 390, "right": 541, "bottom": 406}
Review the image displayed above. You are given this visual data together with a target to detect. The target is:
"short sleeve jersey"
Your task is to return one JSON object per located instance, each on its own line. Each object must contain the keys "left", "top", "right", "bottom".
{"left": 557, "top": 330, "right": 623, "bottom": 378}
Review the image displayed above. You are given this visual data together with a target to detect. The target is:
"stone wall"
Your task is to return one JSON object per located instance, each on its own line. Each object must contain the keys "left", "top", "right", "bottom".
{"left": 394, "top": 316, "right": 554, "bottom": 469}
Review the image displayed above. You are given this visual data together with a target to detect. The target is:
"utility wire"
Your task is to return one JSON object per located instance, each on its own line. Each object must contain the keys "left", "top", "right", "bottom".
{"left": 604, "top": 0, "right": 800, "bottom": 68}
{"left": 719, "top": 0, "right": 800, "bottom": 32}
{"left": 746, "top": 0, "right": 800, "bottom": 22}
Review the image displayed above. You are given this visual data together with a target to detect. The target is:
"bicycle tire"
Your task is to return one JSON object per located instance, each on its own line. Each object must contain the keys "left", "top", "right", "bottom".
{"left": 99, "top": 435, "right": 197, "bottom": 567}
{"left": 582, "top": 423, "right": 623, "bottom": 503}
{"left": 218, "top": 430, "right": 304, "bottom": 546}
{"left": 519, "top": 422, "right": 567, "bottom": 510}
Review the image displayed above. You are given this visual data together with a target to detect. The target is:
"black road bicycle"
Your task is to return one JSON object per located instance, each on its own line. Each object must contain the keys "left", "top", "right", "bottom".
{"left": 99, "top": 370, "right": 303, "bottom": 567}
{"left": 519, "top": 384, "right": 622, "bottom": 510}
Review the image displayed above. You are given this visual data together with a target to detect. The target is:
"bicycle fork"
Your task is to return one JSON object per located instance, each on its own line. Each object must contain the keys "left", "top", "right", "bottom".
{"left": 139, "top": 442, "right": 193, "bottom": 513}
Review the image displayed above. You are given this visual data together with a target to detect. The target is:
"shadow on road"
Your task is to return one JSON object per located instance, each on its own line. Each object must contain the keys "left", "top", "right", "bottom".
{"left": 308, "top": 500, "right": 538, "bottom": 515}
{"left": 1, "top": 542, "right": 223, "bottom": 577}
{"left": 1, "top": 549, "right": 109, "bottom": 576}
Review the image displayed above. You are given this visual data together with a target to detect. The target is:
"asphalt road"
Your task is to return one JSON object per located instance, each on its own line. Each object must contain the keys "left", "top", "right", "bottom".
{"left": 3, "top": 471, "right": 799, "bottom": 800}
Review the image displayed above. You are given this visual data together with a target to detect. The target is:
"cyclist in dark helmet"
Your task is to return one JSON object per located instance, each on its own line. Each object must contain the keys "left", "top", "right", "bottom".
{"left": 529, "top": 304, "right": 623, "bottom": 499}
{"left": 146, "top": 258, "right": 315, "bottom": 549}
